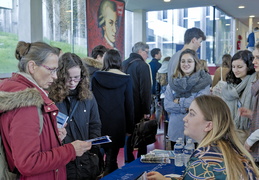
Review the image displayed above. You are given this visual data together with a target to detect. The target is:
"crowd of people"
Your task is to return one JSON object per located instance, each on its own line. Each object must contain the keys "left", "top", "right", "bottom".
{"left": 2, "top": 26, "right": 259, "bottom": 180}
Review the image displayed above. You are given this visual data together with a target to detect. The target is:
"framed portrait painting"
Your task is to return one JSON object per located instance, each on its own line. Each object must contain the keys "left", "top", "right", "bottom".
{"left": 86, "top": 0, "right": 125, "bottom": 58}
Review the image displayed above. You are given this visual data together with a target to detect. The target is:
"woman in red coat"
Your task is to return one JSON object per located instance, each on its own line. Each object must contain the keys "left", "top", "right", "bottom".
{"left": 0, "top": 41, "right": 91, "bottom": 180}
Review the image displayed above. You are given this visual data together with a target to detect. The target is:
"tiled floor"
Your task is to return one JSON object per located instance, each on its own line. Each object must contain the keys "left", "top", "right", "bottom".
{"left": 117, "top": 125, "right": 166, "bottom": 168}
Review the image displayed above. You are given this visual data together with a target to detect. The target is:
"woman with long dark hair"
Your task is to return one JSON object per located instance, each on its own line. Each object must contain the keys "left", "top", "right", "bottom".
{"left": 220, "top": 50, "right": 255, "bottom": 144}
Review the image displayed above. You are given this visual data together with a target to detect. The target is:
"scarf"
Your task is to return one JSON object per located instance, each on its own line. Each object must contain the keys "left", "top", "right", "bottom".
{"left": 250, "top": 78, "right": 259, "bottom": 161}
{"left": 170, "top": 70, "right": 212, "bottom": 98}
{"left": 68, "top": 89, "right": 78, "bottom": 97}
{"left": 221, "top": 74, "right": 256, "bottom": 130}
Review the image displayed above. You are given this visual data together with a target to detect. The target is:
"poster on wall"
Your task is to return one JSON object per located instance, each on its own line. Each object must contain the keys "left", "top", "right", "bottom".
{"left": 86, "top": 0, "right": 125, "bottom": 58}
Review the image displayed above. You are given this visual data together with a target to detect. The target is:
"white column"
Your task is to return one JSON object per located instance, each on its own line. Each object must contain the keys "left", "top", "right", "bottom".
{"left": 18, "top": 0, "right": 43, "bottom": 42}
{"left": 133, "top": 9, "right": 147, "bottom": 44}
{"left": 249, "top": 17, "right": 253, "bottom": 33}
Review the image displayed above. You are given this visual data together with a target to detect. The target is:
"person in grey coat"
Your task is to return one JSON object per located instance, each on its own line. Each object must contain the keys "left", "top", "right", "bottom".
{"left": 164, "top": 49, "right": 211, "bottom": 149}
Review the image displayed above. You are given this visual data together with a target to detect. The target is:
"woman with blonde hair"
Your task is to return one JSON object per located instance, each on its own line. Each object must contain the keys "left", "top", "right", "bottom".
{"left": 147, "top": 95, "right": 259, "bottom": 180}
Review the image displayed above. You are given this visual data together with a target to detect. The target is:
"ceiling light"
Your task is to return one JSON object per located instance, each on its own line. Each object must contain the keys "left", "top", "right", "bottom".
{"left": 238, "top": 6, "right": 245, "bottom": 8}
{"left": 257, "top": 22, "right": 259, "bottom": 24}
{"left": 226, "top": 24, "right": 230, "bottom": 26}
{"left": 164, "top": 0, "right": 171, "bottom": 2}
{"left": 250, "top": 15, "right": 255, "bottom": 18}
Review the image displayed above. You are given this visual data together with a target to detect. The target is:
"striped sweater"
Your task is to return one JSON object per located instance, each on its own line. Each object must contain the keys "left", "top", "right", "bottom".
{"left": 172, "top": 144, "right": 257, "bottom": 180}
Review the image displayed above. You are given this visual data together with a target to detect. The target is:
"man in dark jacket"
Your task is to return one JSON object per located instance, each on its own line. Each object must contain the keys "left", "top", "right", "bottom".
{"left": 122, "top": 42, "right": 152, "bottom": 163}
{"left": 149, "top": 48, "right": 162, "bottom": 120}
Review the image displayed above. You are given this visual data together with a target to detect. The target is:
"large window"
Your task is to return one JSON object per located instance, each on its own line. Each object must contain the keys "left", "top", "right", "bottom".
{"left": 43, "top": 0, "right": 87, "bottom": 58}
{"left": 214, "top": 7, "right": 234, "bottom": 65}
{"left": 0, "top": 0, "right": 18, "bottom": 75}
{"left": 146, "top": 6, "right": 235, "bottom": 65}
{"left": 0, "top": 1, "right": 239, "bottom": 75}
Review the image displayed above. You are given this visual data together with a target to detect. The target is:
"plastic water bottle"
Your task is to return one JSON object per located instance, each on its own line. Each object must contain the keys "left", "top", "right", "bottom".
{"left": 183, "top": 139, "right": 194, "bottom": 166}
{"left": 178, "top": 137, "right": 184, "bottom": 147}
{"left": 174, "top": 140, "right": 183, "bottom": 167}
{"left": 188, "top": 139, "right": 195, "bottom": 152}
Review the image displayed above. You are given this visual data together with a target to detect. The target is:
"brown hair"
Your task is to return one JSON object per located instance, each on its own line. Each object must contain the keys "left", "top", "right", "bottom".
{"left": 173, "top": 49, "right": 201, "bottom": 78}
{"left": 49, "top": 52, "right": 92, "bottom": 102}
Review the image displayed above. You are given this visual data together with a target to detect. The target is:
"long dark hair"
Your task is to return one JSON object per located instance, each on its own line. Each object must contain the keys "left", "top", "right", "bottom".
{"left": 226, "top": 50, "right": 255, "bottom": 84}
{"left": 102, "top": 49, "right": 122, "bottom": 71}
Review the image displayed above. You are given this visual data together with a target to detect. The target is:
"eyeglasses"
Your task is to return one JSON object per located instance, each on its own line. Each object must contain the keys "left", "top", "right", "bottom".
{"left": 67, "top": 76, "right": 82, "bottom": 82}
{"left": 41, "top": 64, "right": 58, "bottom": 74}
{"left": 144, "top": 50, "right": 149, "bottom": 54}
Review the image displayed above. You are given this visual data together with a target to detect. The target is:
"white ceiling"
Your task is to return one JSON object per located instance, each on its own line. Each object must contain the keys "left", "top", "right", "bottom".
{"left": 125, "top": 0, "right": 259, "bottom": 27}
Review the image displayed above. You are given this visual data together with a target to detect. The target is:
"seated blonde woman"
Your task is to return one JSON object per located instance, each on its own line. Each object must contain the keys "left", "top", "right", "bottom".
{"left": 147, "top": 95, "right": 259, "bottom": 180}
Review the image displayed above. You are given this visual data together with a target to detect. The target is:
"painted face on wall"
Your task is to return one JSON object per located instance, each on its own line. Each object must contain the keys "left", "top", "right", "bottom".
{"left": 103, "top": 6, "right": 117, "bottom": 44}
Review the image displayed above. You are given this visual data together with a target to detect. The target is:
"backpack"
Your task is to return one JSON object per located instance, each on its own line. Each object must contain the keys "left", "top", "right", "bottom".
{"left": 0, "top": 107, "right": 43, "bottom": 180}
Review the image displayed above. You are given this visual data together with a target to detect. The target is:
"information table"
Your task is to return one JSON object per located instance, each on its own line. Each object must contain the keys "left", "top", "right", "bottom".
{"left": 101, "top": 158, "right": 185, "bottom": 180}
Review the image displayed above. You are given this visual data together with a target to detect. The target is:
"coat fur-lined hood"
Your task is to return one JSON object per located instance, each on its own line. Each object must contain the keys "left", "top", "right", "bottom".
{"left": 82, "top": 57, "right": 102, "bottom": 69}
{"left": 0, "top": 88, "right": 43, "bottom": 113}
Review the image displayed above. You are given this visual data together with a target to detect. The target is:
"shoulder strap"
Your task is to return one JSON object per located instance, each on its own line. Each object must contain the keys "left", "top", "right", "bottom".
{"left": 124, "top": 58, "right": 142, "bottom": 73}
{"left": 67, "top": 101, "right": 82, "bottom": 139}
{"left": 68, "top": 101, "right": 79, "bottom": 121}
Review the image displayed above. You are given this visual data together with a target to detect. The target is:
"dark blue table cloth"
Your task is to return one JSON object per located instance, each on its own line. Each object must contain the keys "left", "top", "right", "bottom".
{"left": 101, "top": 158, "right": 185, "bottom": 180}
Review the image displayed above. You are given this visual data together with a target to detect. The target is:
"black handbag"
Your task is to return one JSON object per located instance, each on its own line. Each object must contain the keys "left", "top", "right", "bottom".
{"left": 131, "top": 118, "right": 158, "bottom": 148}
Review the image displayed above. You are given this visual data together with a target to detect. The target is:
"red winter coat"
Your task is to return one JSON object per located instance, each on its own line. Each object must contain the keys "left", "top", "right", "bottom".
{"left": 0, "top": 73, "right": 76, "bottom": 180}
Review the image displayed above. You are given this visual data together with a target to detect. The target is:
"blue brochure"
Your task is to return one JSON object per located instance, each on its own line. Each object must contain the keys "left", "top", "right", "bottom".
{"left": 86, "top": 135, "right": 112, "bottom": 145}
{"left": 56, "top": 112, "right": 69, "bottom": 128}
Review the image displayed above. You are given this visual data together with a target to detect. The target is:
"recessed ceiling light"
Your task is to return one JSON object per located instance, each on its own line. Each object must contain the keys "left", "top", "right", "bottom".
{"left": 238, "top": 6, "right": 245, "bottom": 9}
{"left": 164, "top": 0, "right": 171, "bottom": 2}
{"left": 250, "top": 15, "right": 255, "bottom": 18}
{"left": 226, "top": 24, "right": 230, "bottom": 26}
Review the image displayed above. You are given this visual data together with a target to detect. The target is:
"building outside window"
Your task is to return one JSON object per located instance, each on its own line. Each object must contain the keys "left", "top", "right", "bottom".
{"left": 145, "top": 6, "right": 234, "bottom": 65}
